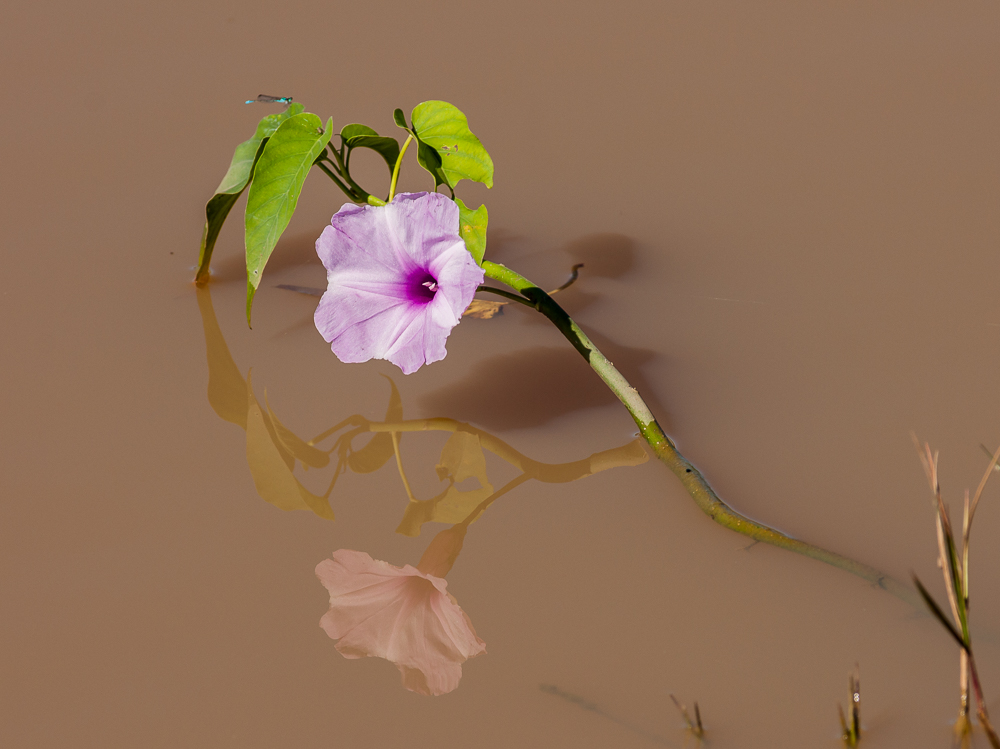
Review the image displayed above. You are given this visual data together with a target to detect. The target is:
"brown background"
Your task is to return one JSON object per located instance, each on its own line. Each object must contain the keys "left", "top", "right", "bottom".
{"left": 2, "top": 1, "right": 1000, "bottom": 747}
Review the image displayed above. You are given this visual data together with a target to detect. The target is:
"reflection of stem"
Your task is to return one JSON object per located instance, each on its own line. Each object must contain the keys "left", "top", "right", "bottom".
{"left": 460, "top": 473, "right": 531, "bottom": 527}
{"left": 390, "top": 431, "right": 417, "bottom": 502}
{"left": 308, "top": 416, "right": 363, "bottom": 447}
{"left": 320, "top": 464, "right": 343, "bottom": 499}
{"left": 368, "top": 418, "right": 641, "bottom": 484}
{"left": 480, "top": 260, "right": 918, "bottom": 606}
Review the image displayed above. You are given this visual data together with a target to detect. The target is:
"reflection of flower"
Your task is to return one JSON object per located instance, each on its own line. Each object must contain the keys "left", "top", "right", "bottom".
{"left": 315, "top": 547, "right": 486, "bottom": 696}
{"left": 314, "top": 192, "right": 484, "bottom": 375}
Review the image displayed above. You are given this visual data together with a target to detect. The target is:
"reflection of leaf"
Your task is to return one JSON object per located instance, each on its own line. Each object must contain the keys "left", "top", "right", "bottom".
{"left": 438, "top": 430, "right": 491, "bottom": 485}
{"left": 396, "top": 431, "right": 494, "bottom": 536}
{"left": 395, "top": 484, "right": 484, "bottom": 536}
{"left": 265, "top": 394, "right": 330, "bottom": 469}
{"left": 348, "top": 377, "right": 403, "bottom": 473}
{"left": 245, "top": 373, "right": 335, "bottom": 520}
{"left": 198, "top": 281, "right": 648, "bottom": 533}
{"left": 197, "top": 288, "right": 335, "bottom": 520}
{"left": 196, "top": 286, "right": 248, "bottom": 428}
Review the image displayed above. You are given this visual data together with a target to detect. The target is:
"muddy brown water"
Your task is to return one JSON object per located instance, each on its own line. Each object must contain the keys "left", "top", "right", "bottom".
{"left": 3, "top": 2, "right": 1000, "bottom": 747}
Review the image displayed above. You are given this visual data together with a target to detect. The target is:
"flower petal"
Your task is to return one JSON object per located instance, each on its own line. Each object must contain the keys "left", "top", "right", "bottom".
{"left": 430, "top": 250, "right": 486, "bottom": 325}
{"left": 385, "top": 192, "right": 465, "bottom": 269}
{"left": 315, "top": 288, "right": 425, "bottom": 369}
{"left": 381, "top": 303, "right": 451, "bottom": 374}
{"left": 317, "top": 201, "right": 419, "bottom": 278}
{"left": 313, "top": 193, "right": 484, "bottom": 374}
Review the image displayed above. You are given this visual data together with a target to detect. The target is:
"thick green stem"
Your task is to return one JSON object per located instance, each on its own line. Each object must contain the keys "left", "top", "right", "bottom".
{"left": 324, "top": 147, "right": 370, "bottom": 202}
{"left": 315, "top": 160, "right": 361, "bottom": 201}
{"left": 476, "top": 285, "right": 535, "bottom": 307}
{"left": 481, "top": 260, "right": 918, "bottom": 607}
{"left": 388, "top": 134, "right": 414, "bottom": 202}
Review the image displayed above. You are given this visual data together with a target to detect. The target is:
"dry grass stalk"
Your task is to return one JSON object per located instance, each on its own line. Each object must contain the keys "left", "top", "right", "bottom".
{"left": 669, "top": 694, "right": 705, "bottom": 741}
{"left": 912, "top": 435, "right": 1000, "bottom": 749}
{"left": 837, "top": 665, "right": 861, "bottom": 746}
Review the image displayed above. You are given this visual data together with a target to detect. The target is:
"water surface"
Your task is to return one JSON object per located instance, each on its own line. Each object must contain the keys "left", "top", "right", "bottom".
{"left": 3, "top": 2, "right": 1000, "bottom": 747}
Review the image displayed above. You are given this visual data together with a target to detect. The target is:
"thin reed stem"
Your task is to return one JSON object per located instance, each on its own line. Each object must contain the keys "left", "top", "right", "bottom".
{"left": 914, "top": 437, "right": 1000, "bottom": 747}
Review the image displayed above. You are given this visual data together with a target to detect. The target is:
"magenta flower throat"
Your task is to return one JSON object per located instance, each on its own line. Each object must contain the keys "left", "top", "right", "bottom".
{"left": 314, "top": 192, "right": 484, "bottom": 375}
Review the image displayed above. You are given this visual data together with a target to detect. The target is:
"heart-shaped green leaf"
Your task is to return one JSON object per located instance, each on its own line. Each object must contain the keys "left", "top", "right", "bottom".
{"left": 340, "top": 123, "right": 400, "bottom": 177}
{"left": 244, "top": 113, "right": 333, "bottom": 324}
{"left": 411, "top": 101, "right": 493, "bottom": 190}
{"left": 456, "top": 199, "right": 488, "bottom": 265}
{"left": 416, "top": 139, "right": 446, "bottom": 190}
{"left": 195, "top": 104, "right": 304, "bottom": 283}
{"left": 341, "top": 123, "right": 378, "bottom": 140}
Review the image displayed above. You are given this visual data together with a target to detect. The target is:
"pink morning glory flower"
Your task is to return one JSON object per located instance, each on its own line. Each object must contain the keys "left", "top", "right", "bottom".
{"left": 315, "top": 543, "right": 486, "bottom": 696}
{"left": 313, "top": 192, "right": 485, "bottom": 374}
